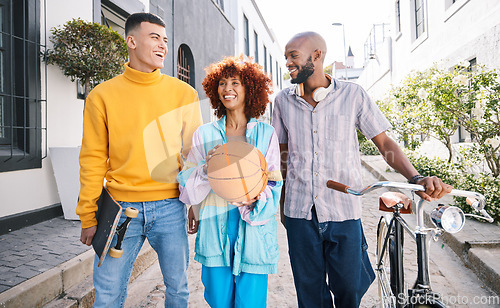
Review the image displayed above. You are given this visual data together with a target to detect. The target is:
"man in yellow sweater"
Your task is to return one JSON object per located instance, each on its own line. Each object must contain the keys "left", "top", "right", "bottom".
{"left": 76, "top": 13, "right": 202, "bottom": 307}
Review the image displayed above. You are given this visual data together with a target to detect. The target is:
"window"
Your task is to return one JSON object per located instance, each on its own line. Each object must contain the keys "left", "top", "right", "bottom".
{"left": 214, "top": 0, "right": 224, "bottom": 11}
{"left": 0, "top": 0, "right": 45, "bottom": 173}
{"left": 263, "top": 45, "right": 267, "bottom": 72}
{"left": 254, "top": 31, "right": 259, "bottom": 63}
{"left": 276, "top": 61, "right": 279, "bottom": 87}
{"left": 243, "top": 14, "right": 249, "bottom": 57}
{"left": 414, "top": 0, "right": 425, "bottom": 39}
{"left": 444, "top": 0, "right": 470, "bottom": 21}
{"left": 177, "top": 44, "right": 195, "bottom": 88}
{"left": 270, "top": 55, "right": 273, "bottom": 82}
{"left": 394, "top": 0, "right": 401, "bottom": 34}
{"left": 279, "top": 67, "right": 282, "bottom": 89}
{"left": 101, "top": 4, "right": 126, "bottom": 36}
{"left": 409, "top": 0, "right": 428, "bottom": 48}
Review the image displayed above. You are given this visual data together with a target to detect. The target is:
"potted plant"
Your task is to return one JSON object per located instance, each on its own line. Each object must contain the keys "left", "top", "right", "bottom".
{"left": 44, "top": 18, "right": 128, "bottom": 99}
{"left": 44, "top": 18, "right": 127, "bottom": 219}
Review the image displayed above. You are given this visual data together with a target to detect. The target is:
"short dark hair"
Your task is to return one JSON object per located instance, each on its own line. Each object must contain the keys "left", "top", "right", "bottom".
{"left": 125, "top": 13, "right": 166, "bottom": 36}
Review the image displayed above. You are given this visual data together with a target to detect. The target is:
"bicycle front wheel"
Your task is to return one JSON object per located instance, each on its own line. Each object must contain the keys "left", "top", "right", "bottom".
{"left": 376, "top": 215, "right": 398, "bottom": 308}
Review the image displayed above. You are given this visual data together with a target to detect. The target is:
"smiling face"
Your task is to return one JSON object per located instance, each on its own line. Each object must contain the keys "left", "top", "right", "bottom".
{"left": 285, "top": 40, "right": 316, "bottom": 84}
{"left": 284, "top": 33, "right": 326, "bottom": 84}
{"left": 218, "top": 75, "right": 246, "bottom": 112}
{"left": 126, "top": 21, "right": 168, "bottom": 72}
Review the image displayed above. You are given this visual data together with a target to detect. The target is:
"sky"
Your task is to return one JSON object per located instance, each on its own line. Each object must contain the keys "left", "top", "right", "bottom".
{"left": 253, "top": 0, "right": 392, "bottom": 68}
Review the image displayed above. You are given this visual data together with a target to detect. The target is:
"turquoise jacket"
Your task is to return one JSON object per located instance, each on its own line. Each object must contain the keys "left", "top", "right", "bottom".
{"left": 177, "top": 116, "right": 283, "bottom": 275}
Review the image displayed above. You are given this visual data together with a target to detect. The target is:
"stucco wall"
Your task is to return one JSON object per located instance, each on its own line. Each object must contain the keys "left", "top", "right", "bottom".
{"left": 0, "top": 0, "right": 235, "bottom": 219}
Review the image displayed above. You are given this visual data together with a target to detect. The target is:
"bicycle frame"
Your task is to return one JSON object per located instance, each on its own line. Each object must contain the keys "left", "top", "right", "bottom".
{"left": 326, "top": 180, "right": 494, "bottom": 307}
{"left": 380, "top": 202, "right": 441, "bottom": 307}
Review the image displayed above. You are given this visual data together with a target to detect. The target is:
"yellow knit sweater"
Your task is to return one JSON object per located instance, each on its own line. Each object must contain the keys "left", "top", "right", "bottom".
{"left": 77, "top": 63, "right": 202, "bottom": 228}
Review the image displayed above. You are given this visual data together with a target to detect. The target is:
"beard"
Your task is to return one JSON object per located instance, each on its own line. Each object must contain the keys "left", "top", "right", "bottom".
{"left": 290, "top": 56, "right": 315, "bottom": 84}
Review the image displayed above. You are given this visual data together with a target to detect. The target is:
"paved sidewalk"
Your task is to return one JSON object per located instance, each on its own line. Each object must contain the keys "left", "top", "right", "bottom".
{"left": 0, "top": 217, "right": 88, "bottom": 294}
{"left": 0, "top": 155, "right": 499, "bottom": 307}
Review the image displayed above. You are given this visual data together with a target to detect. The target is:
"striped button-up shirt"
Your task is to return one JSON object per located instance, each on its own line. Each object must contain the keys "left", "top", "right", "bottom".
{"left": 272, "top": 79, "right": 391, "bottom": 222}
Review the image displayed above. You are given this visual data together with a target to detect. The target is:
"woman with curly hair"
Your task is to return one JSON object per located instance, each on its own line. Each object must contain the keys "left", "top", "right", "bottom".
{"left": 177, "top": 56, "right": 283, "bottom": 307}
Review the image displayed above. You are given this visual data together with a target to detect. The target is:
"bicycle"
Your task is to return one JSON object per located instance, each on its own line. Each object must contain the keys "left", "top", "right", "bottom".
{"left": 326, "top": 180, "right": 494, "bottom": 308}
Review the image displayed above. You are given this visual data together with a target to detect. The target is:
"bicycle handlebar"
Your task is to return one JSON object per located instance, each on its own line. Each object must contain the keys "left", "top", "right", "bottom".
{"left": 326, "top": 180, "right": 494, "bottom": 223}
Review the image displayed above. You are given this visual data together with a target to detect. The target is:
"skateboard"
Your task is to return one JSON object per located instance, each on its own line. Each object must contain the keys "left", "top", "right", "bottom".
{"left": 92, "top": 187, "right": 139, "bottom": 267}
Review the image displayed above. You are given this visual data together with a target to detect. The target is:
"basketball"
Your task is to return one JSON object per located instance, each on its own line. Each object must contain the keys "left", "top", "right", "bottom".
{"left": 207, "top": 141, "right": 268, "bottom": 203}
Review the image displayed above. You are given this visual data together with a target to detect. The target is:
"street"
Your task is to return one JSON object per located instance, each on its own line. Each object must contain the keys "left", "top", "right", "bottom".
{"left": 124, "top": 168, "right": 499, "bottom": 307}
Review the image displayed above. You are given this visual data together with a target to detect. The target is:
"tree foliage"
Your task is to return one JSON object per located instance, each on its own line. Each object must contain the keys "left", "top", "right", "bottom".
{"left": 378, "top": 63, "right": 500, "bottom": 175}
{"left": 44, "top": 18, "right": 128, "bottom": 98}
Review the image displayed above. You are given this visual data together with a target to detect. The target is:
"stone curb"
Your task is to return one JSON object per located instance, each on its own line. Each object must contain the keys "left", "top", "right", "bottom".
{"left": 360, "top": 155, "right": 500, "bottom": 296}
{"left": 0, "top": 249, "right": 93, "bottom": 308}
{"left": 0, "top": 242, "right": 156, "bottom": 308}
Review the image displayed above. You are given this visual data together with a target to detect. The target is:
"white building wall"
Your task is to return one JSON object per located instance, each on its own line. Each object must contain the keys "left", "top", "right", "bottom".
{"left": 391, "top": 0, "right": 500, "bottom": 83}
{"left": 358, "top": 0, "right": 500, "bottom": 101}
{"left": 224, "top": 0, "right": 285, "bottom": 123}
{"left": 0, "top": 0, "right": 285, "bottom": 220}
{"left": 0, "top": 0, "right": 92, "bottom": 218}
{"left": 356, "top": 0, "right": 500, "bottom": 157}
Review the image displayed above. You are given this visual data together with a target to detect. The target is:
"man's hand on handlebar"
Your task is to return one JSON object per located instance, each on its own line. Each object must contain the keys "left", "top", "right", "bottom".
{"left": 415, "top": 176, "right": 453, "bottom": 202}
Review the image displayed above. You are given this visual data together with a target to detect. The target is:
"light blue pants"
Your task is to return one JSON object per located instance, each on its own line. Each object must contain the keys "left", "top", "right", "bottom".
{"left": 201, "top": 265, "right": 268, "bottom": 308}
{"left": 92, "top": 198, "right": 189, "bottom": 308}
{"left": 201, "top": 208, "right": 268, "bottom": 308}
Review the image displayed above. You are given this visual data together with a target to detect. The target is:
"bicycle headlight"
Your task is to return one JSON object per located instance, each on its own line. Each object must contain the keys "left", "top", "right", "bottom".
{"left": 431, "top": 205, "right": 465, "bottom": 233}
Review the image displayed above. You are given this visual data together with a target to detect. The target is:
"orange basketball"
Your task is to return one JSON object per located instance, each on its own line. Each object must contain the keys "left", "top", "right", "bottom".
{"left": 207, "top": 141, "right": 268, "bottom": 203}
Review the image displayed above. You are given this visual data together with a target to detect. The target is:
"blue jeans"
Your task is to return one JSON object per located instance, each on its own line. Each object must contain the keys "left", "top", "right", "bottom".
{"left": 286, "top": 209, "right": 375, "bottom": 308}
{"left": 92, "top": 198, "right": 189, "bottom": 308}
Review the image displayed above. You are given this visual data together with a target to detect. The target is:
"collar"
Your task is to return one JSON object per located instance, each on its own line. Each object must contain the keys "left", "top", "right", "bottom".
{"left": 123, "top": 62, "right": 162, "bottom": 84}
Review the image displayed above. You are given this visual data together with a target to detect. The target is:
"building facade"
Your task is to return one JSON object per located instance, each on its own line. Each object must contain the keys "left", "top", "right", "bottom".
{"left": 223, "top": 0, "right": 286, "bottom": 123}
{"left": 356, "top": 0, "right": 500, "bottom": 149}
{"left": 357, "top": 0, "right": 500, "bottom": 100}
{"left": 0, "top": 0, "right": 235, "bottom": 232}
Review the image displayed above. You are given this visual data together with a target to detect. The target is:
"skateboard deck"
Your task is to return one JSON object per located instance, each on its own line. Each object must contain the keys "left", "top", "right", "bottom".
{"left": 92, "top": 187, "right": 123, "bottom": 267}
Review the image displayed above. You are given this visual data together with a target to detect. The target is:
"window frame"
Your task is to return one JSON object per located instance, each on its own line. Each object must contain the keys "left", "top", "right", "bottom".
{"left": 177, "top": 44, "right": 195, "bottom": 88}
{"left": 409, "top": 0, "right": 428, "bottom": 51}
{"left": 254, "top": 30, "right": 258, "bottom": 63}
{"left": 0, "top": 0, "right": 45, "bottom": 173}
{"left": 243, "top": 14, "right": 249, "bottom": 57}
{"left": 263, "top": 45, "right": 267, "bottom": 72}
{"left": 444, "top": 0, "right": 470, "bottom": 22}
{"left": 394, "top": 0, "right": 402, "bottom": 39}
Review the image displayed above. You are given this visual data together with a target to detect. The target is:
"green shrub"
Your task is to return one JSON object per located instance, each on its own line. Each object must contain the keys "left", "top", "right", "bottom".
{"left": 452, "top": 173, "right": 500, "bottom": 223}
{"left": 359, "top": 140, "right": 380, "bottom": 155}
{"left": 44, "top": 18, "right": 128, "bottom": 98}
{"left": 358, "top": 130, "right": 380, "bottom": 155}
{"left": 405, "top": 151, "right": 500, "bottom": 223}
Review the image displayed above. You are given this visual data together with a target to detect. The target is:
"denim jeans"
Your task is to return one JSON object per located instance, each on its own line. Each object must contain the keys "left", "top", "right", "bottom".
{"left": 286, "top": 209, "right": 375, "bottom": 308}
{"left": 92, "top": 198, "right": 189, "bottom": 308}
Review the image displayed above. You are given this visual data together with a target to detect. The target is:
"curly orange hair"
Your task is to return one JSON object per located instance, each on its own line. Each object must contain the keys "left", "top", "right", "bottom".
{"left": 202, "top": 55, "right": 273, "bottom": 119}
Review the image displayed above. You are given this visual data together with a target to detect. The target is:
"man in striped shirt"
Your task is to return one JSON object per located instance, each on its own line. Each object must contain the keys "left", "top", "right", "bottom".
{"left": 272, "top": 32, "right": 452, "bottom": 308}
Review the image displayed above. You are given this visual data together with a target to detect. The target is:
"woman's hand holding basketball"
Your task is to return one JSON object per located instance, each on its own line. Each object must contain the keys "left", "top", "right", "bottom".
{"left": 228, "top": 195, "right": 260, "bottom": 207}
{"left": 203, "top": 144, "right": 222, "bottom": 174}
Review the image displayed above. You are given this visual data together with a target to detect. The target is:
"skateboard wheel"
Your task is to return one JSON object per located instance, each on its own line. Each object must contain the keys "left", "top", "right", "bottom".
{"left": 109, "top": 247, "right": 124, "bottom": 258}
{"left": 124, "top": 207, "right": 139, "bottom": 218}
